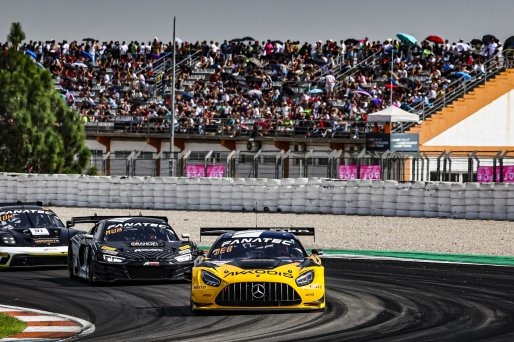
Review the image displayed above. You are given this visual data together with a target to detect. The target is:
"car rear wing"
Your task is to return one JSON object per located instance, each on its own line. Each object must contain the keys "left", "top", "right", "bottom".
{"left": 0, "top": 201, "right": 44, "bottom": 207}
{"left": 199, "top": 227, "right": 316, "bottom": 241}
{"left": 67, "top": 215, "right": 169, "bottom": 228}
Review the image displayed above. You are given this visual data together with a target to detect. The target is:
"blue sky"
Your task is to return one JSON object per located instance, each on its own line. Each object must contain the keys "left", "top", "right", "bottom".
{"left": 1, "top": 0, "right": 512, "bottom": 44}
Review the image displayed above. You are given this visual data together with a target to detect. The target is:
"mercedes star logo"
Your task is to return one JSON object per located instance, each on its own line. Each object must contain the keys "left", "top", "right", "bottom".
{"left": 251, "top": 284, "right": 265, "bottom": 299}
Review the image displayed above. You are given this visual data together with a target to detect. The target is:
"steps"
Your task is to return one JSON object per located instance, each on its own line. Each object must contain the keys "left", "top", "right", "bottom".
{"left": 408, "top": 69, "right": 514, "bottom": 145}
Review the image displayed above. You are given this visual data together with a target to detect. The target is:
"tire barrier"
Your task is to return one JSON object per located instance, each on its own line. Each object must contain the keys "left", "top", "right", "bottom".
{"left": 1, "top": 173, "right": 514, "bottom": 220}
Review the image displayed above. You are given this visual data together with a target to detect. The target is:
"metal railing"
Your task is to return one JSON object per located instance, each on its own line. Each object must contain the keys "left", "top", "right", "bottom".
{"left": 394, "top": 49, "right": 514, "bottom": 133}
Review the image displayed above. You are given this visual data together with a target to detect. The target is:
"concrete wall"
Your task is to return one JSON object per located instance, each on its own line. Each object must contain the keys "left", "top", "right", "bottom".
{"left": 1, "top": 173, "right": 513, "bottom": 220}
{"left": 425, "top": 89, "right": 514, "bottom": 146}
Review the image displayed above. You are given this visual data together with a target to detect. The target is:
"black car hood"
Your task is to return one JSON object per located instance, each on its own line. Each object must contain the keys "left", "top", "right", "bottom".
{"left": 98, "top": 241, "right": 185, "bottom": 253}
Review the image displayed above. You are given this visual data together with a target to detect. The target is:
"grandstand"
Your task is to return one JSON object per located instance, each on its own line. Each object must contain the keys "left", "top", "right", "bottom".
{"left": 10, "top": 35, "right": 514, "bottom": 180}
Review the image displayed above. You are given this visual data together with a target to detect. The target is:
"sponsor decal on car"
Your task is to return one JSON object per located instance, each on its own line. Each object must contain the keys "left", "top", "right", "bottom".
{"left": 179, "top": 248, "right": 191, "bottom": 255}
{"left": 223, "top": 269, "right": 294, "bottom": 278}
{"left": 134, "top": 248, "right": 164, "bottom": 252}
{"left": 105, "top": 222, "right": 169, "bottom": 230}
{"left": 179, "top": 245, "right": 191, "bottom": 251}
{"left": 221, "top": 238, "right": 294, "bottom": 247}
{"left": 0, "top": 213, "right": 14, "bottom": 221}
{"left": 33, "top": 238, "right": 60, "bottom": 244}
{"left": 101, "top": 246, "right": 118, "bottom": 251}
{"left": 130, "top": 241, "right": 160, "bottom": 247}
{"left": 193, "top": 285, "right": 207, "bottom": 289}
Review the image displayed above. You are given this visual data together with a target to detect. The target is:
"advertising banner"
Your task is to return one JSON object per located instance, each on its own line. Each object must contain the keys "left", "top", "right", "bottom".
{"left": 186, "top": 164, "right": 225, "bottom": 178}
{"left": 337, "top": 165, "right": 381, "bottom": 180}
{"left": 476, "top": 166, "right": 514, "bottom": 183}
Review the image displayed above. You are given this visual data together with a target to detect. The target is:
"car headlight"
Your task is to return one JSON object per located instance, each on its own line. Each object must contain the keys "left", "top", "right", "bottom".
{"left": 175, "top": 253, "right": 192, "bottom": 262}
{"left": 296, "top": 270, "right": 315, "bottom": 287}
{"left": 102, "top": 254, "right": 125, "bottom": 263}
{"left": 201, "top": 270, "right": 221, "bottom": 287}
{"left": 1, "top": 234, "right": 16, "bottom": 246}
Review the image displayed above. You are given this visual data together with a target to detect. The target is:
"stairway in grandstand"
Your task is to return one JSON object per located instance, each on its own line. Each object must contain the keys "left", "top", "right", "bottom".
{"left": 407, "top": 67, "right": 514, "bottom": 145}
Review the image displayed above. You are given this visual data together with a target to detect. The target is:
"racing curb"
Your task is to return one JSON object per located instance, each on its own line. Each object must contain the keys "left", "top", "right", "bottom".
{"left": 0, "top": 304, "right": 95, "bottom": 341}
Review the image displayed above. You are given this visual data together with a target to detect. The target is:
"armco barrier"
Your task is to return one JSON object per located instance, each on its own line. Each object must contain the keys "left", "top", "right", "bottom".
{"left": 1, "top": 173, "right": 514, "bottom": 220}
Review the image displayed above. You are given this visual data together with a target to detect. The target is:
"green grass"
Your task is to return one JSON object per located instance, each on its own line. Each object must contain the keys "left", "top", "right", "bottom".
{"left": 0, "top": 312, "right": 27, "bottom": 338}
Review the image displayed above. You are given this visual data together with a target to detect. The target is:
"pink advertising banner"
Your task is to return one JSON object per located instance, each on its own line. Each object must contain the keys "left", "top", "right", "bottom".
{"left": 476, "top": 166, "right": 514, "bottom": 183}
{"left": 338, "top": 165, "right": 381, "bottom": 180}
{"left": 186, "top": 164, "right": 225, "bottom": 178}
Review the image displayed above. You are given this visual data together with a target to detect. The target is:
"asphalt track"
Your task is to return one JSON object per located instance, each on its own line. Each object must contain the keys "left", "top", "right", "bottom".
{"left": 1, "top": 259, "right": 514, "bottom": 342}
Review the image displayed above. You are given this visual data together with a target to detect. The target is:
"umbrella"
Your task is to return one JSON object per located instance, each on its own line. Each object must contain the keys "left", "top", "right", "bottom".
{"left": 82, "top": 38, "right": 95, "bottom": 42}
{"left": 503, "top": 36, "right": 514, "bottom": 50}
{"left": 309, "top": 89, "right": 323, "bottom": 94}
{"left": 64, "top": 62, "right": 76, "bottom": 70}
{"left": 81, "top": 51, "right": 93, "bottom": 60}
{"left": 425, "top": 35, "right": 444, "bottom": 44}
{"left": 247, "top": 89, "right": 262, "bottom": 96}
{"left": 455, "top": 71, "right": 471, "bottom": 80}
{"left": 355, "top": 90, "right": 371, "bottom": 97}
{"left": 344, "top": 38, "right": 359, "bottom": 45}
{"left": 396, "top": 33, "right": 417, "bottom": 46}
{"left": 272, "top": 40, "right": 283, "bottom": 45}
{"left": 482, "top": 34, "right": 497, "bottom": 44}
{"left": 470, "top": 39, "right": 483, "bottom": 46}
{"left": 282, "top": 86, "right": 297, "bottom": 96}
{"left": 233, "top": 55, "right": 247, "bottom": 63}
{"left": 241, "top": 36, "right": 256, "bottom": 41}
{"left": 367, "top": 105, "right": 419, "bottom": 123}
{"left": 230, "top": 38, "right": 243, "bottom": 43}
{"left": 72, "top": 62, "right": 88, "bottom": 68}
{"left": 24, "top": 50, "right": 37, "bottom": 59}
{"left": 180, "top": 91, "right": 194, "bottom": 99}
{"left": 248, "top": 57, "right": 263, "bottom": 68}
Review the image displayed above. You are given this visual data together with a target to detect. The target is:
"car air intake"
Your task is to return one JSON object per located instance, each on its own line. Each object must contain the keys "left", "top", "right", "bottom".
{"left": 215, "top": 282, "right": 301, "bottom": 306}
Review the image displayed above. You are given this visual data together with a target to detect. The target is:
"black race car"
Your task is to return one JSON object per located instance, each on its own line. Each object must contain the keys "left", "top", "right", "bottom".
{"left": 67, "top": 215, "right": 199, "bottom": 283}
{"left": 0, "top": 201, "right": 80, "bottom": 268}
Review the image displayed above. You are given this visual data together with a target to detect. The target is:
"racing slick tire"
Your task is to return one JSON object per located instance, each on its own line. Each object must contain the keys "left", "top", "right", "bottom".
{"left": 68, "top": 246, "right": 78, "bottom": 280}
{"left": 87, "top": 250, "right": 97, "bottom": 285}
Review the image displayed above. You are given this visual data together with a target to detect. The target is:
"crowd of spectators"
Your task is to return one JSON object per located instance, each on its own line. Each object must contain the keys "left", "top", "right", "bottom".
{"left": 2, "top": 34, "right": 507, "bottom": 138}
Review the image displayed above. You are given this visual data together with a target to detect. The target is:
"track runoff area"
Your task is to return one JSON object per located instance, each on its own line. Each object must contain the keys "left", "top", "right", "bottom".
{"left": 1, "top": 222, "right": 513, "bottom": 341}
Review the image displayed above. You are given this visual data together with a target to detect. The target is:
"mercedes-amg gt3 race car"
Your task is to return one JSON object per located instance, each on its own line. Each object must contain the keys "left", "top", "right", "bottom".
{"left": 191, "top": 228, "right": 325, "bottom": 312}
{"left": 68, "top": 215, "right": 199, "bottom": 283}
{"left": 0, "top": 202, "right": 80, "bottom": 268}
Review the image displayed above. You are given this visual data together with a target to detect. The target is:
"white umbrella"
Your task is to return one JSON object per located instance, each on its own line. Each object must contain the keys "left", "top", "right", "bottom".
{"left": 72, "top": 62, "right": 88, "bottom": 68}
{"left": 247, "top": 89, "right": 262, "bottom": 96}
{"left": 367, "top": 106, "right": 419, "bottom": 123}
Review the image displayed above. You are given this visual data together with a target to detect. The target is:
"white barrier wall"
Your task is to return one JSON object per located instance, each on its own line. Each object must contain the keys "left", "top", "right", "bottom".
{"left": 1, "top": 173, "right": 514, "bottom": 221}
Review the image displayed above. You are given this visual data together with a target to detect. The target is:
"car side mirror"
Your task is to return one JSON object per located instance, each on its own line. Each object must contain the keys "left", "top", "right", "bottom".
{"left": 181, "top": 233, "right": 190, "bottom": 241}
{"left": 66, "top": 220, "right": 73, "bottom": 228}
{"left": 311, "top": 249, "right": 323, "bottom": 256}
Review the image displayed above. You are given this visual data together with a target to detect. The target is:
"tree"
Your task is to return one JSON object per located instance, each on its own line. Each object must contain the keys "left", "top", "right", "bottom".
{"left": 0, "top": 23, "right": 90, "bottom": 174}
{"left": 7, "top": 22, "right": 25, "bottom": 51}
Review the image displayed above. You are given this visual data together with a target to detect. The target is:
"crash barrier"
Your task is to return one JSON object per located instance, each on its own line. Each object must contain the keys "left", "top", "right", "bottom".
{"left": 1, "top": 173, "right": 514, "bottom": 220}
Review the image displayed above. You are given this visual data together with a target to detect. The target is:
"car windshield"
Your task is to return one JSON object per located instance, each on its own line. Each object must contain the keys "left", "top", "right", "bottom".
{"left": 0, "top": 210, "right": 64, "bottom": 229}
{"left": 101, "top": 222, "right": 178, "bottom": 242}
{"left": 208, "top": 236, "right": 306, "bottom": 260}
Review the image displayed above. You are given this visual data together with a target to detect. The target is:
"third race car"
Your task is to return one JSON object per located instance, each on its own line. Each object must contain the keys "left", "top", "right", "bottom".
{"left": 68, "top": 215, "right": 199, "bottom": 283}
{"left": 191, "top": 228, "right": 325, "bottom": 311}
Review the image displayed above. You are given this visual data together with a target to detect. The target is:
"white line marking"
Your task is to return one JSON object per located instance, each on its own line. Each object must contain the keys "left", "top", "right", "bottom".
{"left": 14, "top": 316, "right": 68, "bottom": 322}
{"left": 23, "top": 326, "right": 82, "bottom": 333}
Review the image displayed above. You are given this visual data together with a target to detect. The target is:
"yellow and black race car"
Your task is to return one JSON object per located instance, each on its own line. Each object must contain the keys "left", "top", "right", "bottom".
{"left": 191, "top": 228, "right": 325, "bottom": 312}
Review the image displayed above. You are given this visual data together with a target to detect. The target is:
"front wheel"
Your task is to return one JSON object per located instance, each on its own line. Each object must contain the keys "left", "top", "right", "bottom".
{"left": 68, "top": 246, "right": 77, "bottom": 280}
{"left": 87, "top": 251, "right": 97, "bottom": 285}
